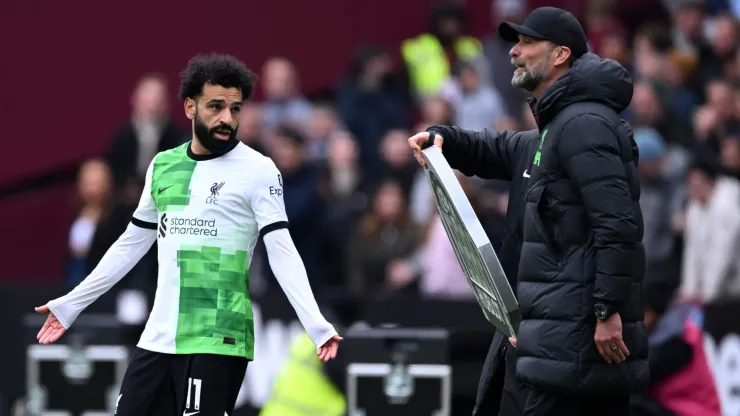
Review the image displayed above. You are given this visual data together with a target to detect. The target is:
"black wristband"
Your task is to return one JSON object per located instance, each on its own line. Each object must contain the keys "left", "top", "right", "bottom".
{"left": 425, "top": 127, "right": 444, "bottom": 149}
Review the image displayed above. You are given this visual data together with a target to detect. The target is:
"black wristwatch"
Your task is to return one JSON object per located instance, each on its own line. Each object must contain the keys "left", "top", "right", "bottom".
{"left": 594, "top": 303, "right": 615, "bottom": 321}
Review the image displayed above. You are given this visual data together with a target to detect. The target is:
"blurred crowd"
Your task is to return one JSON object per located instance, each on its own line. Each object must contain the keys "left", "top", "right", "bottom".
{"left": 64, "top": 0, "right": 740, "bottom": 323}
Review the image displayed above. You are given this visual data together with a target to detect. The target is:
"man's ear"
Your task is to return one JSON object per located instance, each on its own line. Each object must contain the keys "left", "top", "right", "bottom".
{"left": 184, "top": 98, "right": 196, "bottom": 120}
{"left": 554, "top": 46, "right": 573, "bottom": 67}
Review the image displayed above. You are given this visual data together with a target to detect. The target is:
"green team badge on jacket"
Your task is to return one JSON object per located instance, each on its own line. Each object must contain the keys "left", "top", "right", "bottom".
{"left": 533, "top": 128, "right": 548, "bottom": 166}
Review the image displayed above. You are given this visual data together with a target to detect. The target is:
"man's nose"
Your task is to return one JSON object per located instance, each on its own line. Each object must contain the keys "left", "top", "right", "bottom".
{"left": 219, "top": 109, "right": 234, "bottom": 125}
{"left": 509, "top": 44, "right": 520, "bottom": 58}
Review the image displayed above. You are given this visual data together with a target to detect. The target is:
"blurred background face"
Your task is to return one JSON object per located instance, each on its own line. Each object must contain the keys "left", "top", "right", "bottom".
{"left": 707, "top": 80, "right": 734, "bottom": 120}
{"left": 631, "top": 83, "right": 663, "bottom": 126}
{"left": 422, "top": 96, "right": 453, "bottom": 125}
{"left": 674, "top": 7, "right": 703, "bottom": 38}
{"left": 380, "top": 129, "right": 412, "bottom": 169}
{"left": 373, "top": 181, "right": 405, "bottom": 222}
{"left": 637, "top": 158, "right": 664, "bottom": 179}
{"left": 262, "top": 58, "right": 298, "bottom": 100}
{"left": 131, "top": 77, "right": 168, "bottom": 122}
{"left": 721, "top": 138, "right": 740, "bottom": 171}
{"left": 78, "top": 160, "right": 112, "bottom": 205}
{"left": 459, "top": 65, "right": 479, "bottom": 92}
{"left": 327, "top": 131, "right": 358, "bottom": 170}
{"left": 236, "top": 103, "right": 264, "bottom": 145}
{"left": 599, "top": 34, "right": 628, "bottom": 65}
{"left": 687, "top": 169, "right": 714, "bottom": 204}
{"left": 712, "top": 15, "right": 736, "bottom": 56}
{"left": 306, "top": 106, "right": 338, "bottom": 140}
{"left": 363, "top": 53, "right": 393, "bottom": 81}
{"left": 270, "top": 134, "right": 303, "bottom": 173}
{"left": 437, "top": 17, "right": 463, "bottom": 40}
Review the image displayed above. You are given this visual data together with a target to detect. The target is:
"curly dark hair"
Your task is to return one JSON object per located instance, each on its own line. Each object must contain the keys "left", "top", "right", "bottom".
{"left": 178, "top": 53, "right": 257, "bottom": 101}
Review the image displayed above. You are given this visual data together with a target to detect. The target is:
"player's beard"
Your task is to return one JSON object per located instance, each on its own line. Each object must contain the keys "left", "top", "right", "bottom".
{"left": 511, "top": 54, "right": 552, "bottom": 92}
{"left": 193, "top": 110, "right": 239, "bottom": 153}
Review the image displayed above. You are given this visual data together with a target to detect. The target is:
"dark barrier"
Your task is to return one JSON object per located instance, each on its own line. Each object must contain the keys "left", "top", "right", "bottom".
{"left": 2, "top": 283, "right": 739, "bottom": 416}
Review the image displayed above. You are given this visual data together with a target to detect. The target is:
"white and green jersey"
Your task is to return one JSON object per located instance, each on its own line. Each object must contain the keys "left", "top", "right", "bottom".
{"left": 48, "top": 140, "right": 335, "bottom": 360}
{"left": 130, "top": 141, "right": 287, "bottom": 359}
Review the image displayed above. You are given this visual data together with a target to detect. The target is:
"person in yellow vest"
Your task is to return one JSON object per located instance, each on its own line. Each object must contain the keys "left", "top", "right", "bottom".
{"left": 260, "top": 305, "right": 351, "bottom": 416}
{"left": 401, "top": 2, "right": 485, "bottom": 99}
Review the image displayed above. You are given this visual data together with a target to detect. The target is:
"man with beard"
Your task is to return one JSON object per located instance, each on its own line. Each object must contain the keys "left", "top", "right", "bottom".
{"left": 34, "top": 54, "right": 342, "bottom": 416}
{"left": 409, "top": 7, "right": 648, "bottom": 415}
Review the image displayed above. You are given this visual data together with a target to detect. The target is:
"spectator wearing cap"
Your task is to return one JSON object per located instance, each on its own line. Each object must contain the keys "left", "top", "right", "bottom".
{"left": 634, "top": 128, "right": 686, "bottom": 285}
{"left": 679, "top": 154, "right": 740, "bottom": 304}
{"left": 630, "top": 279, "right": 721, "bottom": 416}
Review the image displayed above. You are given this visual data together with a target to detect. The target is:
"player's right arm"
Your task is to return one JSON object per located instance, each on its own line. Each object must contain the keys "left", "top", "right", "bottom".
{"left": 408, "top": 126, "right": 531, "bottom": 181}
{"left": 35, "top": 160, "right": 159, "bottom": 344}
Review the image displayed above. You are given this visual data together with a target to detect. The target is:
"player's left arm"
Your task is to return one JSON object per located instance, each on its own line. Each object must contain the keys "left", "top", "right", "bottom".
{"left": 251, "top": 158, "right": 341, "bottom": 359}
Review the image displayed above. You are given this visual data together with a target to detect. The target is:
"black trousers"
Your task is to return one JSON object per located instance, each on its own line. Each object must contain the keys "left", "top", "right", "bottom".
{"left": 517, "top": 389, "right": 631, "bottom": 416}
{"left": 115, "top": 347, "right": 248, "bottom": 416}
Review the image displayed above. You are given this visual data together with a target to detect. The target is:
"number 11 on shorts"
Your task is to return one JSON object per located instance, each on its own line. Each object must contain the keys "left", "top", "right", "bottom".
{"left": 186, "top": 378, "right": 202, "bottom": 411}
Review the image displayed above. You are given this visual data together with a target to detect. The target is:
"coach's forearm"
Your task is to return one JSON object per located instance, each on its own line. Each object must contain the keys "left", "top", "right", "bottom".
{"left": 48, "top": 222, "right": 156, "bottom": 328}
{"left": 264, "top": 229, "right": 337, "bottom": 347}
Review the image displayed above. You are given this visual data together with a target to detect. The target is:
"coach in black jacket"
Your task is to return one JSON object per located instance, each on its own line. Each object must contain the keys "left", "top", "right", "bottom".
{"left": 410, "top": 7, "right": 648, "bottom": 415}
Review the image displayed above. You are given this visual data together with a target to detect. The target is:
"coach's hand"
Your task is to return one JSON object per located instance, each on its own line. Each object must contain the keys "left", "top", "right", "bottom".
{"left": 594, "top": 313, "right": 629, "bottom": 364}
{"left": 317, "top": 335, "right": 343, "bottom": 362}
{"left": 35, "top": 305, "right": 66, "bottom": 344}
{"left": 408, "top": 131, "right": 443, "bottom": 168}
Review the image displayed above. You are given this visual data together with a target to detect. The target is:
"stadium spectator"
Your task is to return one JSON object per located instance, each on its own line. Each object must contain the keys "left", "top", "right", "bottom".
{"left": 347, "top": 178, "right": 420, "bottom": 297}
{"left": 265, "top": 125, "right": 325, "bottom": 288}
{"left": 679, "top": 156, "right": 740, "bottom": 303}
{"left": 304, "top": 103, "right": 341, "bottom": 162}
{"left": 631, "top": 279, "right": 722, "bottom": 416}
{"left": 261, "top": 57, "right": 313, "bottom": 131}
{"left": 236, "top": 102, "right": 267, "bottom": 155}
{"left": 107, "top": 74, "right": 185, "bottom": 197}
{"left": 444, "top": 61, "right": 506, "bottom": 131}
{"left": 335, "top": 44, "right": 411, "bottom": 177}
{"left": 377, "top": 128, "right": 420, "bottom": 195}
{"left": 401, "top": 2, "right": 486, "bottom": 100}
{"left": 318, "top": 131, "right": 369, "bottom": 290}
{"left": 65, "top": 159, "right": 113, "bottom": 287}
{"left": 482, "top": 0, "right": 528, "bottom": 120}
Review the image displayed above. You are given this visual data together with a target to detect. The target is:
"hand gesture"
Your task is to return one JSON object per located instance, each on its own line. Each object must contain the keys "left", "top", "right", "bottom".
{"left": 35, "top": 305, "right": 66, "bottom": 344}
{"left": 594, "top": 312, "right": 630, "bottom": 363}
{"left": 408, "top": 131, "right": 443, "bottom": 168}
{"left": 317, "top": 335, "right": 343, "bottom": 362}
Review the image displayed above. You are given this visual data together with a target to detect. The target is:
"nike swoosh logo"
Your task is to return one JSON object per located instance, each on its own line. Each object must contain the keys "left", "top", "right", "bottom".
{"left": 523, "top": 170, "right": 530, "bottom": 178}
{"left": 183, "top": 412, "right": 199, "bottom": 416}
{"left": 158, "top": 185, "right": 174, "bottom": 195}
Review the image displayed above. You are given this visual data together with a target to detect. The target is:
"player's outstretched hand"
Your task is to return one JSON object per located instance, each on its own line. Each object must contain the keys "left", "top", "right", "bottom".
{"left": 317, "top": 335, "right": 343, "bottom": 362}
{"left": 35, "top": 305, "right": 66, "bottom": 344}
{"left": 408, "top": 131, "right": 443, "bottom": 168}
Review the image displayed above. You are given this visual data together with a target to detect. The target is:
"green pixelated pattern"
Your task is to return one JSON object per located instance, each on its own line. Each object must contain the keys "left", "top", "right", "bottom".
{"left": 175, "top": 245, "right": 254, "bottom": 359}
{"left": 151, "top": 143, "right": 196, "bottom": 212}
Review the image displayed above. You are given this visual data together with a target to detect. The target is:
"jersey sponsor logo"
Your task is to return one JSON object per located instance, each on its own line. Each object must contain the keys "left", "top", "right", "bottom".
{"left": 206, "top": 182, "right": 225, "bottom": 204}
{"left": 159, "top": 213, "right": 219, "bottom": 237}
{"left": 158, "top": 184, "right": 174, "bottom": 195}
{"left": 270, "top": 174, "right": 283, "bottom": 197}
{"left": 159, "top": 213, "right": 168, "bottom": 238}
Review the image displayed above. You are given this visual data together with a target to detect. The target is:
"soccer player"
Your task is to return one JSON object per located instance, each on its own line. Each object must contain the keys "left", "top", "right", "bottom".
{"left": 34, "top": 53, "right": 342, "bottom": 416}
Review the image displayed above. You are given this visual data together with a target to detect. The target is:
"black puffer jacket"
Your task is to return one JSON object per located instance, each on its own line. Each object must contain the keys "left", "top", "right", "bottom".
{"left": 515, "top": 53, "right": 648, "bottom": 395}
